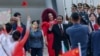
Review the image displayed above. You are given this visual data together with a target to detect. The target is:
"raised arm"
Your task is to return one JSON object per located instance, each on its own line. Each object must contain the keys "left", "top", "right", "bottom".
{"left": 19, "top": 16, "right": 31, "bottom": 46}
{"left": 16, "top": 17, "right": 23, "bottom": 33}
{"left": 41, "top": 22, "right": 50, "bottom": 46}
{"left": 3, "top": 24, "right": 7, "bottom": 34}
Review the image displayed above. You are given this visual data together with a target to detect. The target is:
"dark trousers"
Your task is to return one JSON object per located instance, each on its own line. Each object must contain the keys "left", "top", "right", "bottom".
{"left": 31, "top": 48, "right": 43, "bottom": 56}
{"left": 55, "top": 49, "right": 60, "bottom": 56}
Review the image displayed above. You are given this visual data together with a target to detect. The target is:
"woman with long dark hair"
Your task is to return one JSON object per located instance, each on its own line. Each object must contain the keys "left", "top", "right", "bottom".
{"left": 89, "top": 13, "right": 99, "bottom": 31}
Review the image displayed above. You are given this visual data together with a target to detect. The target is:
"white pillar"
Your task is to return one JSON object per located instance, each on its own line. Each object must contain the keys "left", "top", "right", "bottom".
{"left": 45, "top": 0, "right": 53, "bottom": 8}
{"left": 56, "top": 0, "right": 65, "bottom": 16}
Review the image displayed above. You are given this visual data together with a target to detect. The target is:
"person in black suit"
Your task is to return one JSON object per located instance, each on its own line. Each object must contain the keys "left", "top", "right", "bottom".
{"left": 49, "top": 15, "right": 70, "bottom": 56}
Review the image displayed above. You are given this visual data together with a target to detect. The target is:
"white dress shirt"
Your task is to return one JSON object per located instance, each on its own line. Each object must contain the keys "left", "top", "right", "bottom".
{"left": 0, "top": 33, "right": 7, "bottom": 56}
{"left": 0, "top": 33, "right": 17, "bottom": 56}
{"left": 58, "top": 24, "right": 63, "bottom": 30}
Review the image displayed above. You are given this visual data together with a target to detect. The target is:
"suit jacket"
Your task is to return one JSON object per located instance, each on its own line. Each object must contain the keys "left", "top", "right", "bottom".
{"left": 91, "top": 30, "right": 100, "bottom": 56}
{"left": 29, "top": 29, "right": 43, "bottom": 48}
{"left": 49, "top": 24, "right": 70, "bottom": 51}
{"left": 66, "top": 23, "right": 89, "bottom": 56}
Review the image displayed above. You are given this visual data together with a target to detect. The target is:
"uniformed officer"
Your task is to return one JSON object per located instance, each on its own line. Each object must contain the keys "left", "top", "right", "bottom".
{"left": 97, "top": 4, "right": 100, "bottom": 17}
{"left": 77, "top": 3, "right": 89, "bottom": 25}
{"left": 89, "top": 5, "right": 96, "bottom": 14}
{"left": 83, "top": 3, "right": 90, "bottom": 13}
{"left": 77, "top": 3, "right": 83, "bottom": 12}
{"left": 71, "top": 4, "right": 77, "bottom": 13}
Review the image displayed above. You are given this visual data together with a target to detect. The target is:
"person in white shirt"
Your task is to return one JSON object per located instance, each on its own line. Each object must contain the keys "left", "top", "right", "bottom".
{"left": 0, "top": 25, "right": 8, "bottom": 56}
{"left": 0, "top": 17, "right": 22, "bottom": 56}
{"left": 1, "top": 16, "right": 30, "bottom": 56}
{"left": 1, "top": 23, "right": 14, "bottom": 56}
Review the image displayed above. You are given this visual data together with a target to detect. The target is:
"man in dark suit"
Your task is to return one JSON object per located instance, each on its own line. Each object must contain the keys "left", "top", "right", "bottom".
{"left": 49, "top": 15, "right": 70, "bottom": 56}
{"left": 66, "top": 12, "right": 89, "bottom": 56}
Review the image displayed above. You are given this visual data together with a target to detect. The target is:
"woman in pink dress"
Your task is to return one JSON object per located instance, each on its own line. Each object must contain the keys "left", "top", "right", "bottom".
{"left": 41, "top": 8, "right": 57, "bottom": 56}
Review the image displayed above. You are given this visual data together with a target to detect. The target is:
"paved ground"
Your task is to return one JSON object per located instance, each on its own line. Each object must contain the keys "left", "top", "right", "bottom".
{"left": 26, "top": 45, "right": 49, "bottom": 56}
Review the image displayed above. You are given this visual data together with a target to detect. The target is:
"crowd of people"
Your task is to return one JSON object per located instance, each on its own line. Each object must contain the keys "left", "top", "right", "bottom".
{"left": 0, "top": 2, "right": 100, "bottom": 56}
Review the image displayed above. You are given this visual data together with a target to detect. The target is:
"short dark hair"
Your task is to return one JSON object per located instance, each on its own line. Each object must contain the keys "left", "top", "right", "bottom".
{"left": 12, "top": 31, "right": 21, "bottom": 41}
{"left": 71, "top": 12, "right": 80, "bottom": 21}
{"left": 97, "top": 17, "right": 100, "bottom": 25}
{"left": 14, "top": 12, "right": 21, "bottom": 17}
{"left": 57, "top": 15, "right": 63, "bottom": 20}
{"left": 31, "top": 20, "right": 40, "bottom": 24}
{"left": 5, "top": 23, "right": 12, "bottom": 33}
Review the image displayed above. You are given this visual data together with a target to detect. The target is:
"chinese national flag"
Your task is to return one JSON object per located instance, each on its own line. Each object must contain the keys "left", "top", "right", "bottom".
{"left": 22, "top": 0, "right": 28, "bottom": 7}
{"left": 62, "top": 48, "right": 79, "bottom": 56}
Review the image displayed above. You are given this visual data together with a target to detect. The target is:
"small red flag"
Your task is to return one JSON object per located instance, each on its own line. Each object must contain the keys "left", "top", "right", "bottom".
{"left": 22, "top": 0, "right": 28, "bottom": 7}
{"left": 62, "top": 48, "right": 79, "bottom": 56}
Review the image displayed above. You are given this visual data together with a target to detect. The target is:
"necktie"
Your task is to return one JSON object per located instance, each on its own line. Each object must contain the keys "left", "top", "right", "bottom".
{"left": 59, "top": 24, "right": 63, "bottom": 34}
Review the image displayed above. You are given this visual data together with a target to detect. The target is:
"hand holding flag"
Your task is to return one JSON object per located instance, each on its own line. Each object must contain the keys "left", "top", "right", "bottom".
{"left": 62, "top": 48, "right": 79, "bottom": 56}
{"left": 62, "top": 43, "right": 81, "bottom": 56}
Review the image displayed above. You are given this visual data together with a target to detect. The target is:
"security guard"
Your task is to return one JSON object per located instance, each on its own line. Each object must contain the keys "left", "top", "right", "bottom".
{"left": 83, "top": 3, "right": 90, "bottom": 13}
{"left": 77, "top": 3, "right": 83, "bottom": 12}
{"left": 71, "top": 4, "right": 77, "bottom": 13}
{"left": 89, "top": 5, "right": 96, "bottom": 14}
{"left": 78, "top": 3, "right": 89, "bottom": 25}
{"left": 97, "top": 4, "right": 100, "bottom": 17}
